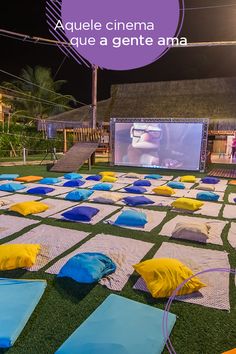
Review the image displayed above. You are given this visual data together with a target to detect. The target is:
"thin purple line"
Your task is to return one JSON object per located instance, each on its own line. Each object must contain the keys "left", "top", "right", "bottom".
{"left": 46, "top": 14, "right": 90, "bottom": 67}
{"left": 46, "top": 4, "right": 61, "bottom": 24}
{"left": 48, "top": 28, "right": 82, "bottom": 65}
{"left": 47, "top": 0, "right": 61, "bottom": 13}
{"left": 154, "top": 0, "right": 185, "bottom": 63}
{"left": 48, "top": 0, "right": 62, "bottom": 14}
{"left": 162, "top": 267, "right": 235, "bottom": 354}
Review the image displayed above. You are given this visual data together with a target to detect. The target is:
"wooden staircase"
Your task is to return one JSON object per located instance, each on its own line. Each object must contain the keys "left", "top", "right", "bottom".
{"left": 50, "top": 142, "right": 98, "bottom": 172}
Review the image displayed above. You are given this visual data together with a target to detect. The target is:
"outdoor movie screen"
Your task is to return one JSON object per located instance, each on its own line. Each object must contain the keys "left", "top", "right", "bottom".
{"left": 112, "top": 120, "right": 205, "bottom": 171}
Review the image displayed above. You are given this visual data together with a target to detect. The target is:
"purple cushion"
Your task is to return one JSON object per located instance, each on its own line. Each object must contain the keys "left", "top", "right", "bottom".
{"left": 201, "top": 177, "right": 220, "bottom": 184}
{"left": 123, "top": 196, "right": 154, "bottom": 206}
{"left": 62, "top": 206, "right": 99, "bottom": 222}
{"left": 63, "top": 179, "right": 85, "bottom": 187}
{"left": 124, "top": 186, "right": 147, "bottom": 194}
{"left": 133, "top": 180, "right": 151, "bottom": 187}
{"left": 27, "top": 186, "right": 54, "bottom": 194}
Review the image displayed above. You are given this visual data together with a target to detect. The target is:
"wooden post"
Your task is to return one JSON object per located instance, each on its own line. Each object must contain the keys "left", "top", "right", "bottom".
{"left": 91, "top": 65, "right": 98, "bottom": 129}
{"left": 91, "top": 66, "right": 98, "bottom": 165}
{"left": 7, "top": 112, "right": 11, "bottom": 133}
{"left": 63, "top": 128, "right": 67, "bottom": 153}
{"left": 23, "top": 147, "right": 26, "bottom": 165}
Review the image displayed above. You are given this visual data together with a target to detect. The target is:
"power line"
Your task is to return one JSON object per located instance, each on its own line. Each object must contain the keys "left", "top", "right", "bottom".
{"left": 4, "top": 94, "right": 73, "bottom": 109}
{"left": 0, "top": 84, "right": 73, "bottom": 110}
{"left": 3, "top": 110, "right": 88, "bottom": 125}
{"left": 1, "top": 29, "right": 236, "bottom": 52}
{"left": 183, "top": 3, "right": 236, "bottom": 11}
{"left": 0, "top": 68, "right": 88, "bottom": 106}
{"left": 1, "top": 132, "right": 62, "bottom": 142}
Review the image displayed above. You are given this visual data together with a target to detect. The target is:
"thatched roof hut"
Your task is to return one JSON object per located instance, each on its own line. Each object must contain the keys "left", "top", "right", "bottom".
{"left": 49, "top": 77, "right": 236, "bottom": 131}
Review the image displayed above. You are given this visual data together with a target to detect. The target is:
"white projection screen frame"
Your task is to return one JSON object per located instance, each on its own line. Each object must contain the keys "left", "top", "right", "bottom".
{"left": 110, "top": 118, "right": 209, "bottom": 172}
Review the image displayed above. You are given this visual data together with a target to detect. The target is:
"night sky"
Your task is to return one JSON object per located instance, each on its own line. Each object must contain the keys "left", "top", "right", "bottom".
{"left": 1, "top": 0, "right": 236, "bottom": 105}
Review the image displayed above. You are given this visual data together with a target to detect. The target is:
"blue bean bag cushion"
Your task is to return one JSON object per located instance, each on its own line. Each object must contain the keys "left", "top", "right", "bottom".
{"left": 0, "top": 174, "right": 19, "bottom": 181}
{"left": 234, "top": 197, "right": 236, "bottom": 203}
{"left": 55, "top": 294, "right": 177, "bottom": 354}
{"left": 133, "top": 180, "right": 151, "bottom": 187}
{"left": 91, "top": 183, "right": 112, "bottom": 191}
{"left": 57, "top": 252, "right": 116, "bottom": 283}
{"left": 123, "top": 196, "right": 154, "bottom": 206}
{"left": 86, "top": 175, "right": 102, "bottom": 181}
{"left": 167, "top": 181, "right": 185, "bottom": 189}
{"left": 0, "top": 183, "right": 26, "bottom": 192}
{"left": 201, "top": 177, "right": 220, "bottom": 184}
{"left": 65, "top": 189, "right": 93, "bottom": 201}
{"left": 114, "top": 209, "right": 147, "bottom": 228}
{"left": 0, "top": 278, "right": 46, "bottom": 348}
{"left": 62, "top": 206, "right": 99, "bottom": 222}
{"left": 196, "top": 191, "right": 220, "bottom": 201}
{"left": 124, "top": 186, "right": 147, "bottom": 194}
{"left": 26, "top": 186, "right": 54, "bottom": 195}
{"left": 63, "top": 179, "right": 85, "bottom": 187}
{"left": 39, "top": 177, "right": 61, "bottom": 185}
{"left": 64, "top": 173, "right": 83, "bottom": 180}
{"left": 144, "top": 174, "right": 162, "bottom": 180}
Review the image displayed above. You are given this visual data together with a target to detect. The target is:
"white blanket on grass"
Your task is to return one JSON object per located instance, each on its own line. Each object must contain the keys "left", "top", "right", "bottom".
{"left": 31, "top": 198, "right": 80, "bottom": 217}
{"left": 172, "top": 201, "right": 222, "bottom": 218}
{"left": 119, "top": 186, "right": 188, "bottom": 198}
{"left": 50, "top": 202, "right": 120, "bottom": 224}
{"left": 159, "top": 215, "right": 228, "bottom": 245}
{"left": 0, "top": 194, "right": 42, "bottom": 209}
{"left": 185, "top": 189, "right": 224, "bottom": 202}
{"left": 0, "top": 191, "right": 12, "bottom": 197}
{"left": 227, "top": 222, "right": 236, "bottom": 248}
{"left": 133, "top": 242, "right": 230, "bottom": 310}
{"left": 228, "top": 193, "right": 236, "bottom": 204}
{"left": 0, "top": 215, "right": 39, "bottom": 240}
{"left": 46, "top": 233, "right": 154, "bottom": 291}
{"left": 195, "top": 183, "right": 228, "bottom": 193}
{"left": 7, "top": 224, "right": 90, "bottom": 271}
{"left": 104, "top": 207, "right": 167, "bottom": 232}
{"left": 15, "top": 183, "right": 75, "bottom": 196}
{"left": 116, "top": 194, "right": 175, "bottom": 207}
{"left": 223, "top": 205, "right": 236, "bottom": 220}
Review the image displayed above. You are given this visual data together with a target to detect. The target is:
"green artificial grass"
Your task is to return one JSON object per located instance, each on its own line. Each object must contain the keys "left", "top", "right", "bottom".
{"left": 0, "top": 163, "right": 235, "bottom": 354}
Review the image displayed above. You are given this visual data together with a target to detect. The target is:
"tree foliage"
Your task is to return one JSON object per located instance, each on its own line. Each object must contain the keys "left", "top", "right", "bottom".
{"left": 2, "top": 66, "right": 76, "bottom": 124}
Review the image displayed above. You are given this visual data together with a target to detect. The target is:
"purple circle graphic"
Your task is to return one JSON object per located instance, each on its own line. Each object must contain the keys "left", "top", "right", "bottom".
{"left": 162, "top": 267, "right": 236, "bottom": 354}
{"left": 61, "top": 0, "right": 183, "bottom": 70}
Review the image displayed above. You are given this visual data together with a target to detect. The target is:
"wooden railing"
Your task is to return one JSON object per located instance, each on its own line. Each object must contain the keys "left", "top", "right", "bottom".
{"left": 72, "top": 128, "right": 104, "bottom": 143}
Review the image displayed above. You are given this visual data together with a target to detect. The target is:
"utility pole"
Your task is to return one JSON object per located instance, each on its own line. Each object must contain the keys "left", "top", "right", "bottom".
{"left": 91, "top": 65, "right": 98, "bottom": 129}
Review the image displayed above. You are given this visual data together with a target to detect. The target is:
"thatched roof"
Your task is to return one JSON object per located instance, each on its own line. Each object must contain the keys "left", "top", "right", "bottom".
{"left": 48, "top": 98, "right": 112, "bottom": 127}
{"left": 49, "top": 77, "right": 236, "bottom": 130}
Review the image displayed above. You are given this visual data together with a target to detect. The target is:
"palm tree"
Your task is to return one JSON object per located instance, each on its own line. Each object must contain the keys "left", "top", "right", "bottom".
{"left": 2, "top": 66, "right": 76, "bottom": 124}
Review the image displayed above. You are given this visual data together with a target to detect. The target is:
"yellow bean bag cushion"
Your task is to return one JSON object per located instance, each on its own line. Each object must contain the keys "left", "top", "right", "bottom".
{"left": 229, "top": 180, "right": 236, "bottom": 186}
{"left": 99, "top": 171, "right": 116, "bottom": 177}
{"left": 133, "top": 258, "right": 206, "bottom": 298}
{"left": 15, "top": 176, "right": 43, "bottom": 183}
{"left": 101, "top": 176, "right": 117, "bottom": 183}
{"left": 171, "top": 198, "right": 204, "bottom": 211}
{"left": 180, "top": 175, "right": 196, "bottom": 183}
{"left": 152, "top": 185, "right": 175, "bottom": 196}
{"left": 0, "top": 244, "right": 41, "bottom": 270}
{"left": 9, "top": 201, "right": 49, "bottom": 216}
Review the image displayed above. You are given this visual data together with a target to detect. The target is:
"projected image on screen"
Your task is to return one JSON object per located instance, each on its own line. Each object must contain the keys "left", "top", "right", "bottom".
{"left": 114, "top": 122, "right": 203, "bottom": 170}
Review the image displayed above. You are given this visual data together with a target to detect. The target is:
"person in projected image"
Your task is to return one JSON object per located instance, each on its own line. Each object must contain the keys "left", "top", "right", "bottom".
{"left": 123, "top": 123, "right": 184, "bottom": 168}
